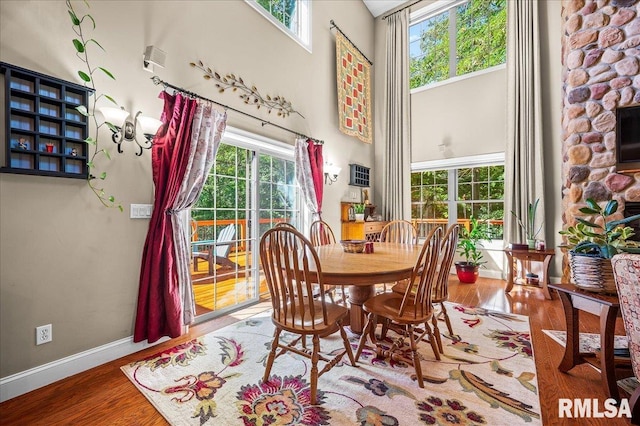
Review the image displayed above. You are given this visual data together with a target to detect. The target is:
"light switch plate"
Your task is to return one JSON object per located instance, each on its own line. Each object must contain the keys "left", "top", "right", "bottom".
{"left": 130, "top": 204, "right": 153, "bottom": 219}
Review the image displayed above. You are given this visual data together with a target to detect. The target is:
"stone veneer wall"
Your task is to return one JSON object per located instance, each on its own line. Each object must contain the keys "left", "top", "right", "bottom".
{"left": 561, "top": 0, "right": 640, "bottom": 280}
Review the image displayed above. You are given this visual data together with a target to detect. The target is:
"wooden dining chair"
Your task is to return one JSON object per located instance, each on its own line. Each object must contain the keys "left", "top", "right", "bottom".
{"left": 309, "top": 220, "right": 345, "bottom": 304}
{"left": 310, "top": 220, "right": 336, "bottom": 247}
{"left": 377, "top": 220, "right": 419, "bottom": 293}
{"left": 259, "top": 227, "right": 356, "bottom": 405}
{"left": 275, "top": 222, "right": 296, "bottom": 229}
{"left": 380, "top": 220, "right": 418, "bottom": 245}
{"left": 355, "top": 226, "right": 442, "bottom": 388}
{"left": 391, "top": 223, "right": 460, "bottom": 353}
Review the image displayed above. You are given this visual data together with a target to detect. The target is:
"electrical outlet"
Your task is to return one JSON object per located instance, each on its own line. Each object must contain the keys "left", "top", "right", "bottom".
{"left": 36, "top": 324, "right": 52, "bottom": 345}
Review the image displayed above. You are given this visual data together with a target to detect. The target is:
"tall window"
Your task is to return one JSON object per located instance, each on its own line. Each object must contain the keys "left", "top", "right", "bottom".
{"left": 411, "top": 162, "right": 505, "bottom": 240}
{"left": 409, "top": 0, "right": 507, "bottom": 89}
{"left": 246, "top": 0, "right": 311, "bottom": 51}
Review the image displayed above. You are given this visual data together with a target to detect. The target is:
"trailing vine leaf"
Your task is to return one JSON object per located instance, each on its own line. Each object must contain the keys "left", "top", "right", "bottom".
{"left": 190, "top": 60, "right": 304, "bottom": 119}
{"left": 67, "top": 0, "right": 122, "bottom": 211}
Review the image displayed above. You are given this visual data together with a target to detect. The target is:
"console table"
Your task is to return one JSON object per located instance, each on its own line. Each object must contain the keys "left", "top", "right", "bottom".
{"left": 504, "top": 248, "right": 555, "bottom": 299}
{"left": 549, "top": 283, "right": 632, "bottom": 401}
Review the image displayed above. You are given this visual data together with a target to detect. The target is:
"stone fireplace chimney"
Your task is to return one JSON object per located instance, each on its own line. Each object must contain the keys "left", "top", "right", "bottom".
{"left": 561, "top": 0, "right": 640, "bottom": 281}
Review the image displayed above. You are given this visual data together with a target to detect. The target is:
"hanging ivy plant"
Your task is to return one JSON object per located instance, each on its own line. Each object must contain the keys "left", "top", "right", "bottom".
{"left": 67, "top": 0, "right": 122, "bottom": 211}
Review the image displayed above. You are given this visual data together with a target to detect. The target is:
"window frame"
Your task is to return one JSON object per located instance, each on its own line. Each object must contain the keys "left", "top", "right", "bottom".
{"left": 410, "top": 153, "right": 505, "bottom": 242}
{"left": 409, "top": 0, "right": 506, "bottom": 90}
{"left": 245, "top": 0, "right": 312, "bottom": 53}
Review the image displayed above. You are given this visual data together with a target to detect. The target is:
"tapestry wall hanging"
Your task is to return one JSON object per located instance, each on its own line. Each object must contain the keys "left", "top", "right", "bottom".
{"left": 335, "top": 32, "right": 372, "bottom": 144}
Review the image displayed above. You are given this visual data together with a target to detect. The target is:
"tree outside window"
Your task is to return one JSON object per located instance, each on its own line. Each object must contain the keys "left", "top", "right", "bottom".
{"left": 410, "top": 165, "right": 504, "bottom": 240}
{"left": 247, "top": 0, "right": 310, "bottom": 50}
{"left": 256, "top": 0, "right": 297, "bottom": 33}
{"left": 409, "top": 0, "right": 506, "bottom": 89}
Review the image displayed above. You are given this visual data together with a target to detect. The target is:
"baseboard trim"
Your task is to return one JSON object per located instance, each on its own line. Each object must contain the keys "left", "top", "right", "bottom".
{"left": 0, "top": 335, "right": 168, "bottom": 402}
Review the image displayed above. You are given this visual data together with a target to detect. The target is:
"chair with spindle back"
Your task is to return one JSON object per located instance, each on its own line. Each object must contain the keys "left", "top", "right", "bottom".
{"left": 377, "top": 220, "right": 418, "bottom": 293}
{"left": 275, "top": 222, "right": 296, "bottom": 230}
{"left": 259, "top": 227, "right": 356, "bottom": 404}
{"left": 391, "top": 223, "right": 459, "bottom": 352}
{"left": 310, "top": 220, "right": 346, "bottom": 304}
{"left": 355, "top": 226, "right": 443, "bottom": 388}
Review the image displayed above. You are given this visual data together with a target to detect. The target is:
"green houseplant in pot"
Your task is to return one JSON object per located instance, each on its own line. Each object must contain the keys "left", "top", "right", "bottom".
{"left": 353, "top": 203, "right": 365, "bottom": 222}
{"left": 511, "top": 198, "right": 543, "bottom": 249}
{"left": 559, "top": 198, "right": 640, "bottom": 293}
{"left": 455, "top": 216, "right": 488, "bottom": 284}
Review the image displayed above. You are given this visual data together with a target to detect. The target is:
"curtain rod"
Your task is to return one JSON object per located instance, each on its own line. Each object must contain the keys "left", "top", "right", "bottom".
{"left": 382, "top": 0, "right": 424, "bottom": 20}
{"left": 329, "top": 20, "right": 373, "bottom": 65}
{"left": 150, "top": 76, "right": 323, "bottom": 144}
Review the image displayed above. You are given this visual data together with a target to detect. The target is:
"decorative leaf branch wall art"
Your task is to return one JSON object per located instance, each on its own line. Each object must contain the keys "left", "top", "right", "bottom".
{"left": 190, "top": 60, "right": 303, "bottom": 118}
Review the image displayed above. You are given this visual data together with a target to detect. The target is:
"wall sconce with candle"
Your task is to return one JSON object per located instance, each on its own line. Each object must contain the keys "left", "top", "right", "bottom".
{"left": 98, "top": 107, "right": 162, "bottom": 156}
{"left": 324, "top": 163, "right": 341, "bottom": 185}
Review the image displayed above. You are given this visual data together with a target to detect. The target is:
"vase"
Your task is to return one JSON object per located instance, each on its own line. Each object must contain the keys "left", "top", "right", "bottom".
{"left": 355, "top": 213, "right": 365, "bottom": 222}
{"left": 455, "top": 262, "right": 479, "bottom": 284}
{"left": 527, "top": 239, "right": 536, "bottom": 249}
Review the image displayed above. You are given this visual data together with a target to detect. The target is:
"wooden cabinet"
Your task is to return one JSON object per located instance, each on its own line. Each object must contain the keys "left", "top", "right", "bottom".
{"left": 1, "top": 62, "right": 91, "bottom": 179}
{"left": 340, "top": 202, "right": 387, "bottom": 241}
{"left": 342, "top": 221, "right": 387, "bottom": 241}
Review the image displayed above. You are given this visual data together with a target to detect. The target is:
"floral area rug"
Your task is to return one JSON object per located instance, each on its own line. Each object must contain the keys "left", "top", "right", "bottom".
{"left": 542, "top": 330, "right": 629, "bottom": 353}
{"left": 121, "top": 303, "right": 541, "bottom": 425}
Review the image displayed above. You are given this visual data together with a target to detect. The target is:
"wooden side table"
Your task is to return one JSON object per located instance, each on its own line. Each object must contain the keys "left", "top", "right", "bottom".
{"left": 548, "top": 283, "right": 631, "bottom": 401}
{"left": 504, "top": 248, "right": 555, "bottom": 299}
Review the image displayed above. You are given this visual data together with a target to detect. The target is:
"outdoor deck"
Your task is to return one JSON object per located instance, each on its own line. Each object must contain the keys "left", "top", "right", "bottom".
{"left": 191, "top": 250, "right": 268, "bottom": 315}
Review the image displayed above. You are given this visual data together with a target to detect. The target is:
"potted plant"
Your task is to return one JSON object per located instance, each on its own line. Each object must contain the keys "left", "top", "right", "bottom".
{"left": 455, "top": 216, "right": 489, "bottom": 284}
{"left": 511, "top": 198, "right": 543, "bottom": 249}
{"left": 353, "top": 203, "right": 365, "bottom": 222}
{"left": 559, "top": 198, "right": 640, "bottom": 293}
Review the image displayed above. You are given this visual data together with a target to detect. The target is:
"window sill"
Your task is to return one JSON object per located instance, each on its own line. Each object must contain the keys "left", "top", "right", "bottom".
{"left": 410, "top": 63, "right": 505, "bottom": 95}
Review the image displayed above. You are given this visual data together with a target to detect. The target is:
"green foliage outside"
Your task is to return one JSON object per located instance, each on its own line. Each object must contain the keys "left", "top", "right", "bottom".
{"left": 256, "top": 0, "right": 297, "bottom": 30}
{"left": 411, "top": 165, "right": 504, "bottom": 239}
{"left": 191, "top": 143, "right": 298, "bottom": 240}
{"left": 410, "top": 0, "right": 507, "bottom": 89}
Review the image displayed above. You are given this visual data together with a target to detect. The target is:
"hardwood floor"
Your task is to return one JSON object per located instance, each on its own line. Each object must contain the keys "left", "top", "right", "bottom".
{"left": 0, "top": 277, "right": 633, "bottom": 425}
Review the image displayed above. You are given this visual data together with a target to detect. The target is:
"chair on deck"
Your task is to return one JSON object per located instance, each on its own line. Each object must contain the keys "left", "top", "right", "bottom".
{"left": 611, "top": 253, "right": 640, "bottom": 424}
{"left": 355, "top": 226, "right": 442, "bottom": 388}
{"left": 391, "top": 223, "right": 460, "bottom": 352}
{"left": 259, "top": 227, "right": 356, "bottom": 405}
{"left": 191, "top": 223, "right": 237, "bottom": 276}
{"left": 310, "top": 220, "right": 345, "bottom": 304}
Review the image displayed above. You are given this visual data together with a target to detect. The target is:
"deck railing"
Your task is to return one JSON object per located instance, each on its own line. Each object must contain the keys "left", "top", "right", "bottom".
{"left": 411, "top": 218, "right": 504, "bottom": 239}
{"left": 192, "top": 218, "right": 290, "bottom": 252}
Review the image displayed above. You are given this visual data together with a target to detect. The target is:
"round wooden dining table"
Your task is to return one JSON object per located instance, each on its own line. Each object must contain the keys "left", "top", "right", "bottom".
{"left": 311, "top": 242, "right": 422, "bottom": 333}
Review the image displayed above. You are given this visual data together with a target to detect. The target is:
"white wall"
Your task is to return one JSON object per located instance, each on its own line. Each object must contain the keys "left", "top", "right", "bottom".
{"left": 411, "top": 67, "right": 507, "bottom": 162}
{"left": 0, "top": 0, "right": 375, "bottom": 394}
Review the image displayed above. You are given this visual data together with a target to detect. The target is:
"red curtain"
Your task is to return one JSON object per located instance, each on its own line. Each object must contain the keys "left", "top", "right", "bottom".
{"left": 134, "top": 92, "right": 198, "bottom": 343}
{"left": 307, "top": 140, "right": 324, "bottom": 218}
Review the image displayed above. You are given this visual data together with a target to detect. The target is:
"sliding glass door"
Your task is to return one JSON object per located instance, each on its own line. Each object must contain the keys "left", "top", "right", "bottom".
{"left": 190, "top": 131, "right": 299, "bottom": 322}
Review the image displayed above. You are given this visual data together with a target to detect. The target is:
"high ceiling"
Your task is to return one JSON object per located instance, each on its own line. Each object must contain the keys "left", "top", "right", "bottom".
{"left": 362, "top": 0, "right": 409, "bottom": 18}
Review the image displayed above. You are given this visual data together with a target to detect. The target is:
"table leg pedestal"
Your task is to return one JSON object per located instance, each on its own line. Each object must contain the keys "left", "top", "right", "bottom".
{"left": 348, "top": 285, "right": 376, "bottom": 334}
